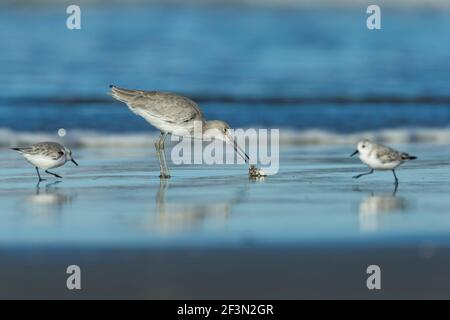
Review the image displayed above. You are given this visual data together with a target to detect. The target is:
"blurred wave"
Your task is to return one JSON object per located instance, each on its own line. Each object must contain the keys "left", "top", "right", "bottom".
{"left": 2, "top": 101, "right": 450, "bottom": 135}
{"left": 4, "top": 94, "right": 450, "bottom": 106}
{"left": 2, "top": 7, "right": 449, "bottom": 99}
{"left": 2, "top": 5, "right": 450, "bottom": 140}
{"left": 3, "top": 127, "right": 450, "bottom": 147}
{"left": 3, "top": 0, "right": 450, "bottom": 9}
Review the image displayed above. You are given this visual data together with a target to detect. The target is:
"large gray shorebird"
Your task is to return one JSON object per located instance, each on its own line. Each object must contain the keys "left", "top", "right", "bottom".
{"left": 110, "top": 85, "right": 248, "bottom": 178}
{"left": 12, "top": 142, "right": 78, "bottom": 182}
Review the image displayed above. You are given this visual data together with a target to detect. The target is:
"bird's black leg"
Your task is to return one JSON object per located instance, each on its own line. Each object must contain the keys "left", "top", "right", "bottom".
{"left": 35, "top": 167, "right": 45, "bottom": 182}
{"left": 392, "top": 170, "right": 399, "bottom": 185}
{"left": 353, "top": 169, "right": 374, "bottom": 179}
{"left": 45, "top": 170, "right": 63, "bottom": 179}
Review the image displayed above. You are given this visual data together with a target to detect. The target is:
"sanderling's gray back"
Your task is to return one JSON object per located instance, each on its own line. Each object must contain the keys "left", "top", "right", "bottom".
{"left": 109, "top": 85, "right": 248, "bottom": 178}
{"left": 12, "top": 142, "right": 78, "bottom": 182}
{"left": 350, "top": 139, "right": 417, "bottom": 185}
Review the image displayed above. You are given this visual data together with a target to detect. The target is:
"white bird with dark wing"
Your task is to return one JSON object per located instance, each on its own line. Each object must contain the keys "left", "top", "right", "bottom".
{"left": 12, "top": 142, "right": 78, "bottom": 182}
{"left": 109, "top": 85, "right": 249, "bottom": 178}
{"left": 351, "top": 139, "right": 417, "bottom": 185}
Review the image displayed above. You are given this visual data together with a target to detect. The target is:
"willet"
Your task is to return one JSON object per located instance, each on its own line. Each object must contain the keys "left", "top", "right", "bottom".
{"left": 110, "top": 85, "right": 249, "bottom": 178}
{"left": 351, "top": 139, "right": 417, "bottom": 185}
{"left": 12, "top": 142, "right": 79, "bottom": 182}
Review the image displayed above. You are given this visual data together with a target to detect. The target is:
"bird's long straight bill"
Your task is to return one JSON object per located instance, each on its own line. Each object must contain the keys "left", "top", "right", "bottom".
{"left": 235, "top": 139, "right": 250, "bottom": 163}
{"left": 350, "top": 150, "right": 359, "bottom": 157}
{"left": 227, "top": 135, "right": 249, "bottom": 163}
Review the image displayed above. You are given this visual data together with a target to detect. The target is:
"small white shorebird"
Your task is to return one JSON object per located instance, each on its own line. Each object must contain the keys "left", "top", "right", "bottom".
{"left": 351, "top": 139, "right": 417, "bottom": 185}
{"left": 110, "top": 85, "right": 249, "bottom": 178}
{"left": 12, "top": 142, "right": 78, "bottom": 182}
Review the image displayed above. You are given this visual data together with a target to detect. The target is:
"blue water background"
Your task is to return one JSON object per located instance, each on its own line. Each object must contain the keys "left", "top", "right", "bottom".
{"left": 1, "top": 6, "right": 450, "bottom": 133}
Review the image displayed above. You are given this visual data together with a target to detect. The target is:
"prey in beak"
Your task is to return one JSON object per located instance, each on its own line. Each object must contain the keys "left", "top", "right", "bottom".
{"left": 350, "top": 150, "right": 359, "bottom": 157}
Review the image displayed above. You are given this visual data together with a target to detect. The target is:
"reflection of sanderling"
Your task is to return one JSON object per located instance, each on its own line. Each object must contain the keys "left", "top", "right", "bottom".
{"left": 24, "top": 181, "right": 73, "bottom": 218}
{"left": 11, "top": 142, "right": 78, "bottom": 182}
{"left": 110, "top": 85, "right": 249, "bottom": 178}
{"left": 358, "top": 191, "right": 408, "bottom": 232}
{"left": 355, "top": 184, "right": 408, "bottom": 232}
{"left": 351, "top": 139, "right": 417, "bottom": 185}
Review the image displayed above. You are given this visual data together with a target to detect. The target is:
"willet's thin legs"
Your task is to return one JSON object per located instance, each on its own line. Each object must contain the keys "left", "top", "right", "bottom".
{"left": 155, "top": 132, "right": 170, "bottom": 179}
{"left": 155, "top": 140, "right": 163, "bottom": 176}
{"left": 392, "top": 170, "right": 399, "bottom": 185}
{"left": 353, "top": 169, "right": 374, "bottom": 179}
{"left": 45, "top": 170, "right": 62, "bottom": 179}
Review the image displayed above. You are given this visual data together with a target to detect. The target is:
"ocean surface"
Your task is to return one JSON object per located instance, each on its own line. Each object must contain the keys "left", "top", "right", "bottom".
{"left": 2, "top": 143, "right": 449, "bottom": 247}
{"left": 1, "top": 5, "right": 450, "bottom": 146}
{"left": 2, "top": 5, "right": 450, "bottom": 298}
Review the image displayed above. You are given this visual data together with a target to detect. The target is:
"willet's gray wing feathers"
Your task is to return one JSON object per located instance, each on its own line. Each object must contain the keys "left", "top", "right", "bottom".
{"left": 13, "top": 142, "right": 64, "bottom": 160}
{"left": 110, "top": 86, "right": 203, "bottom": 124}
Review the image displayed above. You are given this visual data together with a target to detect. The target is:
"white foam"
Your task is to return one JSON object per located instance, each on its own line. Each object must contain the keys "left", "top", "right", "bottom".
{"left": 0, "top": 128, "right": 157, "bottom": 148}
{"left": 277, "top": 128, "right": 423, "bottom": 145}
{"left": 3, "top": 127, "right": 450, "bottom": 148}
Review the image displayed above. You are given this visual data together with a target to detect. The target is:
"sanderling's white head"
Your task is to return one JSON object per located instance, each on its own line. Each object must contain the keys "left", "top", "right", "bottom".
{"left": 351, "top": 139, "right": 374, "bottom": 158}
{"left": 63, "top": 147, "right": 79, "bottom": 166}
{"left": 203, "top": 120, "right": 249, "bottom": 163}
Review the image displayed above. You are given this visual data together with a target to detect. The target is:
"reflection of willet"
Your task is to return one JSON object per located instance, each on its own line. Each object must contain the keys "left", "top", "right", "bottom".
{"left": 357, "top": 185, "right": 407, "bottom": 232}
{"left": 23, "top": 181, "right": 73, "bottom": 220}
{"left": 138, "top": 180, "right": 247, "bottom": 234}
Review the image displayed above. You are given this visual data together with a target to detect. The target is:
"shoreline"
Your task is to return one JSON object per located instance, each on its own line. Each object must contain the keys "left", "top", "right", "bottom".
{"left": 3, "top": 127, "right": 450, "bottom": 148}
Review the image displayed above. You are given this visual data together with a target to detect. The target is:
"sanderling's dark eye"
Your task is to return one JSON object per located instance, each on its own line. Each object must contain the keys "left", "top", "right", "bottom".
{"left": 362, "top": 145, "right": 366, "bottom": 148}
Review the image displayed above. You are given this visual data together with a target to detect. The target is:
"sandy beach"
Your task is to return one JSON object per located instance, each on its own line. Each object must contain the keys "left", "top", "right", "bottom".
{"left": 1, "top": 143, "right": 450, "bottom": 299}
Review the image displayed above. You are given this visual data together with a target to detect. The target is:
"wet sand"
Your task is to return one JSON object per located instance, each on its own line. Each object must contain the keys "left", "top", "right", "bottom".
{"left": 1, "top": 143, "right": 450, "bottom": 299}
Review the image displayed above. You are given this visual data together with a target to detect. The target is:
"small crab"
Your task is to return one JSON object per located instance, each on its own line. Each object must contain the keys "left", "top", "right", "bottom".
{"left": 248, "top": 165, "right": 267, "bottom": 178}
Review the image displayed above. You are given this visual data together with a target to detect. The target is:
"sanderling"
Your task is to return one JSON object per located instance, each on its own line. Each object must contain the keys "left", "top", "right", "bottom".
{"left": 109, "top": 85, "right": 249, "bottom": 178}
{"left": 12, "top": 142, "right": 78, "bottom": 182}
{"left": 350, "top": 139, "right": 417, "bottom": 185}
